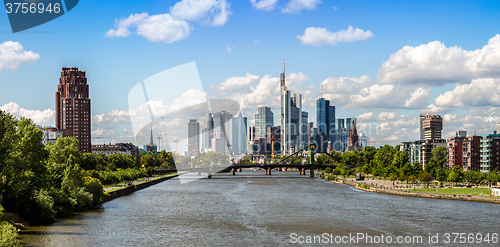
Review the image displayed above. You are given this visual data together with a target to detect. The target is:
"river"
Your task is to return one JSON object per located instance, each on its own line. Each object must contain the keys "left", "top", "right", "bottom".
{"left": 21, "top": 171, "right": 499, "bottom": 246}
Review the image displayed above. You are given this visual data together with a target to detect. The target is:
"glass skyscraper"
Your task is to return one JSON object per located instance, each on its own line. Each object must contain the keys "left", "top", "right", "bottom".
{"left": 255, "top": 106, "right": 273, "bottom": 139}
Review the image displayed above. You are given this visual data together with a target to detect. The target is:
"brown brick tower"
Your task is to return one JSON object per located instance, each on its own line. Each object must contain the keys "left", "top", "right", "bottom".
{"left": 56, "top": 67, "right": 91, "bottom": 152}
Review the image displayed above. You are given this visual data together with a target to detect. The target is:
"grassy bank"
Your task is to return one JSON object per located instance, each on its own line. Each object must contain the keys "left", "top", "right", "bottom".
{"left": 411, "top": 187, "right": 493, "bottom": 196}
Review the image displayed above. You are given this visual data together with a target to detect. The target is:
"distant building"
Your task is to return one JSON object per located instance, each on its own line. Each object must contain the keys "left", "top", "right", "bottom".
{"left": 213, "top": 111, "right": 233, "bottom": 154}
{"left": 462, "top": 136, "right": 481, "bottom": 171}
{"left": 230, "top": 111, "right": 248, "bottom": 155}
{"left": 447, "top": 136, "right": 466, "bottom": 169}
{"left": 335, "top": 119, "right": 348, "bottom": 152}
{"left": 422, "top": 113, "right": 443, "bottom": 141}
{"left": 402, "top": 140, "right": 424, "bottom": 165}
{"left": 267, "top": 126, "right": 281, "bottom": 155}
{"left": 346, "top": 119, "right": 360, "bottom": 151}
{"left": 56, "top": 67, "right": 91, "bottom": 152}
{"left": 143, "top": 126, "right": 157, "bottom": 153}
{"left": 421, "top": 139, "right": 447, "bottom": 169}
{"left": 316, "top": 98, "right": 335, "bottom": 152}
{"left": 38, "top": 126, "right": 64, "bottom": 145}
{"left": 201, "top": 113, "right": 213, "bottom": 151}
{"left": 255, "top": 106, "right": 273, "bottom": 139}
{"left": 188, "top": 119, "right": 200, "bottom": 156}
{"left": 480, "top": 133, "right": 500, "bottom": 173}
{"left": 92, "top": 143, "right": 139, "bottom": 163}
{"left": 359, "top": 133, "right": 370, "bottom": 147}
{"left": 418, "top": 113, "right": 427, "bottom": 141}
{"left": 280, "top": 62, "right": 304, "bottom": 155}
{"left": 496, "top": 123, "right": 500, "bottom": 133}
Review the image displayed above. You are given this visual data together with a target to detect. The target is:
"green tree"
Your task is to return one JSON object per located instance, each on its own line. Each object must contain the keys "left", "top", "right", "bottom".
{"left": 448, "top": 165, "right": 464, "bottom": 185}
{"left": 374, "top": 145, "right": 395, "bottom": 169}
{"left": 341, "top": 151, "right": 358, "bottom": 168}
{"left": 391, "top": 151, "right": 409, "bottom": 169}
{"left": 421, "top": 171, "right": 433, "bottom": 188}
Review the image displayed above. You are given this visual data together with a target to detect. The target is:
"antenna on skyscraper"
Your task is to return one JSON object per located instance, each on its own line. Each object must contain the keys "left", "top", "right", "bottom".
{"left": 321, "top": 84, "right": 323, "bottom": 98}
{"left": 284, "top": 59, "right": 285, "bottom": 75}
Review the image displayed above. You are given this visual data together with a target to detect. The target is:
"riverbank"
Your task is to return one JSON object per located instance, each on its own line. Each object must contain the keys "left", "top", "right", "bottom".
{"left": 322, "top": 175, "right": 500, "bottom": 204}
{"left": 103, "top": 173, "right": 181, "bottom": 202}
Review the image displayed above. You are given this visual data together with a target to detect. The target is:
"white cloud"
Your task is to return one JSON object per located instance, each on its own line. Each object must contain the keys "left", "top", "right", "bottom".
{"left": 378, "top": 34, "right": 500, "bottom": 85}
{"left": 297, "top": 26, "right": 374, "bottom": 46}
{"left": 433, "top": 78, "right": 500, "bottom": 108}
{"left": 0, "top": 41, "right": 40, "bottom": 71}
{"left": 106, "top": 13, "right": 192, "bottom": 43}
{"left": 350, "top": 84, "right": 396, "bottom": 108}
{"left": 210, "top": 73, "right": 260, "bottom": 95}
{"left": 107, "top": 0, "right": 231, "bottom": 43}
{"left": 170, "top": 0, "right": 231, "bottom": 26}
{"left": 0, "top": 102, "right": 54, "bottom": 125}
{"left": 250, "top": 0, "right": 278, "bottom": 11}
{"left": 282, "top": 0, "right": 321, "bottom": 14}
{"left": 404, "top": 87, "right": 431, "bottom": 108}
{"left": 321, "top": 75, "right": 371, "bottom": 105}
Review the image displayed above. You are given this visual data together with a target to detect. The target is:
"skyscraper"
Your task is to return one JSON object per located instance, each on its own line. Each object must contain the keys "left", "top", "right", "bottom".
{"left": 316, "top": 97, "right": 336, "bottom": 151}
{"left": 422, "top": 114, "right": 443, "bottom": 140}
{"left": 230, "top": 111, "right": 248, "bottom": 155}
{"left": 187, "top": 119, "right": 200, "bottom": 156}
{"left": 201, "top": 113, "right": 213, "bottom": 150}
{"left": 212, "top": 111, "right": 233, "bottom": 154}
{"left": 255, "top": 106, "right": 274, "bottom": 139}
{"left": 56, "top": 67, "right": 91, "bottom": 152}
{"left": 280, "top": 62, "right": 303, "bottom": 155}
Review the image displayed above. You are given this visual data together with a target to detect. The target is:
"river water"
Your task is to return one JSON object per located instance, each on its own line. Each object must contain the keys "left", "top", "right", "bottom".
{"left": 22, "top": 171, "right": 499, "bottom": 246}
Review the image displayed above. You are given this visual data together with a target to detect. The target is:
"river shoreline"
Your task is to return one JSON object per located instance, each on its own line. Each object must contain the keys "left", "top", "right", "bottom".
{"left": 323, "top": 176, "right": 500, "bottom": 204}
{"left": 103, "top": 173, "right": 180, "bottom": 202}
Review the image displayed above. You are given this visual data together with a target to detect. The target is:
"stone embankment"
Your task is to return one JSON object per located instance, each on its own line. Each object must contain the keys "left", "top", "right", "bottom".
{"left": 103, "top": 174, "right": 179, "bottom": 202}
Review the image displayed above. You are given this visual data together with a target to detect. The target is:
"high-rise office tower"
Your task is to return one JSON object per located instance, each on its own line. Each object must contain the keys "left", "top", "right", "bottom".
{"left": 230, "top": 111, "right": 248, "bottom": 155}
{"left": 213, "top": 111, "right": 233, "bottom": 154}
{"left": 316, "top": 97, "right": 336, "bottom": 151}
{"left": 255, "top": 106, "right": 274, "bottom": 139}
{"left": 422, "top": 114, "right": 443, "bottom": 140}
{"left": 280, "top": 62, "right": 303, "bottom": 155}
{"left": 187, "top": 119, "right": 200, "bottom": 156}
{"left": 56, "top": 67, "right": 91, "bottom": 152}
{"left": 201, "top": 113, "right": 213, "bottom": 150}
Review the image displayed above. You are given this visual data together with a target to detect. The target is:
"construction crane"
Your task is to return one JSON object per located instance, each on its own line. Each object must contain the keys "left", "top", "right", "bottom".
{"left": 173, "top": 138, "right": 180, "bottom": 154}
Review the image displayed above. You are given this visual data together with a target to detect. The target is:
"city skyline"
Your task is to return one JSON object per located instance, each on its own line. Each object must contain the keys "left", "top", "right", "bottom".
{"left": 1, "top": 0, "right": 499, "bottom": 149}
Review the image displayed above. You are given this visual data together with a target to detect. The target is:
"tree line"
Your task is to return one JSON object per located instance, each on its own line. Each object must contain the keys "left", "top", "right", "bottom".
{"left": 0, "top": 111, "right": 177, "bottom": 244}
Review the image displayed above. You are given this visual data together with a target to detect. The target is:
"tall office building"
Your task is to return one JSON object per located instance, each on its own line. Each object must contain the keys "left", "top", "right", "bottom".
{"left": 230, "top": 111, "right": 248, "bottom": 155}
{"left": 187, "top": 119, "right": 200, "bottom": 156}
{"left": 422, "top": 114, "right": 443, "bottom": 140}
{"left": 56, "top": 67, "right": 91, "bottom": 152}
{"left": 280, "top": 63, "right": 303, "bottom": 155}
{"left": 301, "top": 111, "right": 309, "bottom": 147}
{"left": 316, "top": 98, "right": 336, "bottom": 151}
{"left": 335, "top": 118, "right": 348, "bottom": 152}
{"left": 201, "top": 113, "right": 214, "bottom": 150}
{"left": 213, "top": 111, "right": 233, "bottom": 154}
{"left": 255, "top": 106, "right": 274, "bottom": 139}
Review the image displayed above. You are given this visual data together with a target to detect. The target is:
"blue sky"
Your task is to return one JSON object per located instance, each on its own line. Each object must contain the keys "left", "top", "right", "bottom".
{"left": 1, "top": 0, "right": 499, "bottom": 149}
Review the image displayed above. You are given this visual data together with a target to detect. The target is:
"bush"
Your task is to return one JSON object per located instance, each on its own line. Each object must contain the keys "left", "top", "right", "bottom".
{"left": 0, "top": 205, "right": 21, "bottom": 247}
{"left": 84, "top": 177, "right": 104, "bottom": 207}
{"left": 324, "top": 167, "right": 332, "bottom": 173}
{"left": 0, "top": 221, "right": 21, "bottom": 247}
{"left": 30, "top": 190, "right": 56, "bottom": 224}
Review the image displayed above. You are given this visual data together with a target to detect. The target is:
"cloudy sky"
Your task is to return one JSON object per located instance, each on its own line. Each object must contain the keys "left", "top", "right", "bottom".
{"left": 0, "top": 0, "right": 499, "bottom": 151}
